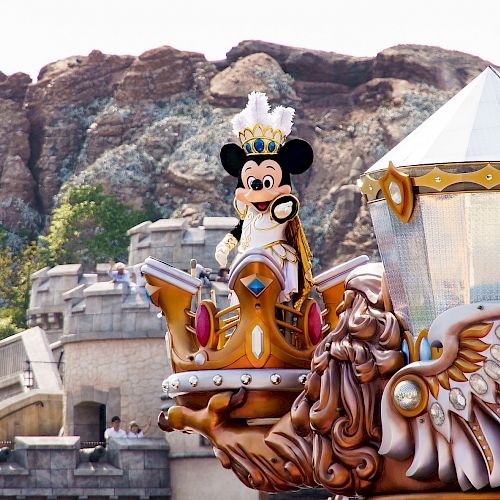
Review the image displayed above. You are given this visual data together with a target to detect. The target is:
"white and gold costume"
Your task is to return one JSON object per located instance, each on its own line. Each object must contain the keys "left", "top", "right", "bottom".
{"left": 234, "top": 200, "right": 298, "bottom": 303}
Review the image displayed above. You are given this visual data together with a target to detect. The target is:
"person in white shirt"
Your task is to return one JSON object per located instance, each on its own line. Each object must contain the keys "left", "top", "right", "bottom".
{"left": 104, "top": 415, "right": 127, "bottom": 440}
{"left": 108, "top": 260, "right": 130, "bottom": 284}
{"left": 127, "top": 417, "right": 152, "bottom": 439}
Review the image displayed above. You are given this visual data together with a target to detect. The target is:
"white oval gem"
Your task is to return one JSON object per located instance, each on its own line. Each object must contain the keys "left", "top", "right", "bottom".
{"left": 393, "top": 380, "right": 422, "bottom": 411}
{"left": 430, "top": 402, "right": 445, "bottom": 426}
{"left": 469, "top": 373, "right": 488, "bottom": 395}
{"left": 484, "top": 360, "right": 500, "bottom": 380}
{"left": 449, "top": 387, "right": 466, "bottom": 410}
{"left": 195, "top": 352, "right": 207, "bottom": 366}
{"left": 388, "top": 182, "right": 402, "bottom": 205}
{"left": 490, "top": 344, "right": 500, "bottom": 362}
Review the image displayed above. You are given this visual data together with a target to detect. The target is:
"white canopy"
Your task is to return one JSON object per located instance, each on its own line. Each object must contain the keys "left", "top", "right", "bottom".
{"left": 367, "top": 66, "right": 500, "bottom": 173}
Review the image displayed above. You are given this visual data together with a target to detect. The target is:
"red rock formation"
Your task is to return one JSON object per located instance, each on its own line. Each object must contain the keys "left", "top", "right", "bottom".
{"left": 0, "top": 42, "right": 495, "bottom": 268}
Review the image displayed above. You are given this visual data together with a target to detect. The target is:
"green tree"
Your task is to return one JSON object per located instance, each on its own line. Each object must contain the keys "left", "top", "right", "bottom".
{"left": 0, "top": 317, "right": 20, "bottom": 340}
{"left": 0, "top": 241, "right": 41, "bottom": 332}
{"left": 39, "top": 185, "right": 148, "bottom": 270}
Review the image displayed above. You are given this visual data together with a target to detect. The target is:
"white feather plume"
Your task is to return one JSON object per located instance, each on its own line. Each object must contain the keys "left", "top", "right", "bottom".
{"left": 231, "top": 92, "right": 295, "bottom": 138}
{"left": 231, "top": 112, "right": 248, "bottom": 136}
{"left": 246, "top": 91, "right": 270, "bottom": 125}
{"left": 270, "top": 106, "right": 295, "bottom": 136}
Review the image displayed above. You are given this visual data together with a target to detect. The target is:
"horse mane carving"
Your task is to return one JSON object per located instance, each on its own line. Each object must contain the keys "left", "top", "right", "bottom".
{"left": 291, "top": 263, "right": 404, "bottom": 495}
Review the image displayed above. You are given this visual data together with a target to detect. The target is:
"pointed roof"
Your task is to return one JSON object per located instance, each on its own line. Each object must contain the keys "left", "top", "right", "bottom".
{"left": 367, "top": 67, "right": 500, "bottom": 173}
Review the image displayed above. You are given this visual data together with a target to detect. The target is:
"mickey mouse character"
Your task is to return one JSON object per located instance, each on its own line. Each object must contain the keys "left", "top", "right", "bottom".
{"left": 215, "top": 92, "right": 314, "bottom": 306}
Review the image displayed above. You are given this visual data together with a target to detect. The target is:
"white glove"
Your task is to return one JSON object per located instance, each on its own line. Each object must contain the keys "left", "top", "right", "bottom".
{"left": 274, "top": 201, "right": 293, "bottom": 219}
{"left": 215, "top": 234, "right": 238, "bottom": 267}
{"left": 215, "top": 243, "right": 229, "bottom": 267}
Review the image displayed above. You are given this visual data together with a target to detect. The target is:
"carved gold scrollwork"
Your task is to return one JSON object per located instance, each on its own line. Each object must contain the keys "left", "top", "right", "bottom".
{"left": 425, "top": 323, "right": 490, "bottom": 397}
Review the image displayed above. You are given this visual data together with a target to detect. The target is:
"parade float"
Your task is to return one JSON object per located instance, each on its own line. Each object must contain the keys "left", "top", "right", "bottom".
{"left": 142, "top": 68, "right": 500, "bottom": 499}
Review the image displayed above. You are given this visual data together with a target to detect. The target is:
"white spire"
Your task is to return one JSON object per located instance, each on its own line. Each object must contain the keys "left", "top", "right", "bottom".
{"left": 367, "top": 67, "right": 500, "bottom": 173}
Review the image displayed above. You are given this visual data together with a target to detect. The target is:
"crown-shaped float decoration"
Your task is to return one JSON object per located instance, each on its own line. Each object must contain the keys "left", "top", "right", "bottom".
{"left": 232, "top": 91, "right": 295, "bottom": 155}
{"left": 141, "top": 250, "right": 368, "bottom": 420}
{"left": 141, "top": 249, "right": 325, "bottom": 419}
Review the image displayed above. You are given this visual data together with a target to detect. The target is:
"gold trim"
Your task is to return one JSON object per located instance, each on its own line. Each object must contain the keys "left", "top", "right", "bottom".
{"left": 233, "top": 197, "right": 247, "bottom": 220}
{"left": 360, "top": 162, "right": 500, "bottom": 204}
{"left": 414, "top": 163, "right": 500, "bottom": 191}
{"left": 238, "top": 123, "right": 285, "bottom": 155}
{"left": 365, "top": 159, "right": 500, "bottom": 176}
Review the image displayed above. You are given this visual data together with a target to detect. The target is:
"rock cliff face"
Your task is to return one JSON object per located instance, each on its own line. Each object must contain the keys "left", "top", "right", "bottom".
{"left": 0, "top": 41, "right": 493, "bottom": 268}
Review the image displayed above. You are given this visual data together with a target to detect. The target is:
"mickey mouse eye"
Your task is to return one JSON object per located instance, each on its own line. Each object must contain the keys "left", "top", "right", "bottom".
{"left": 246, "top": 176, "right": 256, "bottom": 189}
{"left": 263, "top": 175, "right": 274, "bottom": 189}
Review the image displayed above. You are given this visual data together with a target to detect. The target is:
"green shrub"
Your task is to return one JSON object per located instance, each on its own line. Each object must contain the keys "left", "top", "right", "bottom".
{"left": 39, "top": 185, "right": 148, "bottom": 270}
{"left": 0, "top": 316, "right": 20, "bottom": 340}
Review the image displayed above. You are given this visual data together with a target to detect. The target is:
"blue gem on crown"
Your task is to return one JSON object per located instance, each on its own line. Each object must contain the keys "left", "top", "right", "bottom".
{"left": 247, "top": 278, "right": 266, "bottom": 296}
{"left": 254, "top": 139, "right": 264, "bottom": 153}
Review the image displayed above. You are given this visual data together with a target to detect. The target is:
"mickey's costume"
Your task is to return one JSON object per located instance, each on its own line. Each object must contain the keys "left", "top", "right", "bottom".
{"left": 215, "top": 92, "right": 314, "bottom": 307}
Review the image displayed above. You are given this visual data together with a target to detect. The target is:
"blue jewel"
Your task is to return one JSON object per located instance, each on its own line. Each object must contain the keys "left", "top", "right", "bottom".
{"left": 419, "top": 337, "right": 432, "bottom": 361}
{"left": 402, "top": 339, "right": 409, "bottom": 365}
{"left": 268, "top": 141, "right": 276, "bottom": 152}
{"left": 247, "top": 278, "right": 266, "bottom": 296}
{"left": 254, "top": 138, "right": 264, "bottom": 153}
{"left": 245, "top": 143, "right": 252, "bottom": 153}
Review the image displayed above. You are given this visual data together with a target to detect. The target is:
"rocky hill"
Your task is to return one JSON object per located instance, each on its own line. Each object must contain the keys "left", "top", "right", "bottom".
{"left": 0, "top": 41, "right": 493, "bottom": 269}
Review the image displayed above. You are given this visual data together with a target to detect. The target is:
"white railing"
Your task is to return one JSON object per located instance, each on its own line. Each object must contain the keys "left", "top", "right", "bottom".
{"left": 0, "top": 334, "right": 27, "bottom": 380}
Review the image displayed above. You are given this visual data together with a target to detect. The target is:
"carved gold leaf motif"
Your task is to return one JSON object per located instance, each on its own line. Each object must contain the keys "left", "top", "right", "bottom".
{"left": 434, "top": 323, "right": 491, "bottom": 391}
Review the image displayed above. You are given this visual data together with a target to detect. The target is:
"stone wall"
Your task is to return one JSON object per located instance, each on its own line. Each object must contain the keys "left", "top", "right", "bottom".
{"left": 63, "top": 338, "right": 166, "bottom": 439}
{"left": 28, "top": 265, "right": 84, "bottom": 341}
{"left": 0, "top": 436, "right": 170, "bottom": 498}
{"left": 127, "top": 216, "right": 238, "bottom": 271}
{"left": 0, "top": 327, "right": 63, "bottom": 442}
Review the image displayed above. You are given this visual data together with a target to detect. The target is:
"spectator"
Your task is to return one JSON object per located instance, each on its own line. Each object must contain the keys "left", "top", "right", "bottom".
{"left": 216, "top": 268, "right": 230, "bottom": 283}
{"left": 127, "top": 417, "right": 152, "bottom": 438}
{"left": 195, "top": 263, "right": 212, "bottom": 287}
{"left": 104, "top": 416, "right": 127, "bottom": 440}
{"left": 108, "top": 260, "right": 130, "bottom": 285}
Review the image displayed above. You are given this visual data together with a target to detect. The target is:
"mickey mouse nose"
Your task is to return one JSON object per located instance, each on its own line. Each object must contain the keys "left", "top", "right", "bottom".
{"left": 251, "top": 179, "right": 263, "bottom": 191}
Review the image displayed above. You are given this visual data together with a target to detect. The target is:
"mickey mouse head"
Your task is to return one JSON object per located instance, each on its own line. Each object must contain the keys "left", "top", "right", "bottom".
{"left": 220, "top": 138, "right": 313, "bottom": 214}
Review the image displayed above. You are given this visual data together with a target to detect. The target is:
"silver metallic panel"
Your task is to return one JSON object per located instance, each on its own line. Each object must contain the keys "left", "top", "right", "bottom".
{"left": 369, "top": 192, "right": 500, "bottom": 337}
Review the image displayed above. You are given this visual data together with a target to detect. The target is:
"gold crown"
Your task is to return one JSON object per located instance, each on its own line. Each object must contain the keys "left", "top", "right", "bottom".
{"left": 142, "top": 252, "right": 324, "bottom": 418}
{"left": 238, "top": 124, "right": 285, "bottom": 155}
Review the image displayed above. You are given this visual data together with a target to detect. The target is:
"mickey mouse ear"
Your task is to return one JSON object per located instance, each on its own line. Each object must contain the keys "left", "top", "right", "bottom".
{"left": 278, "top": 139, "right": 313, "bottom": 174}
{"left": 220, "top": 144, "right": 247, "bottom": 177}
